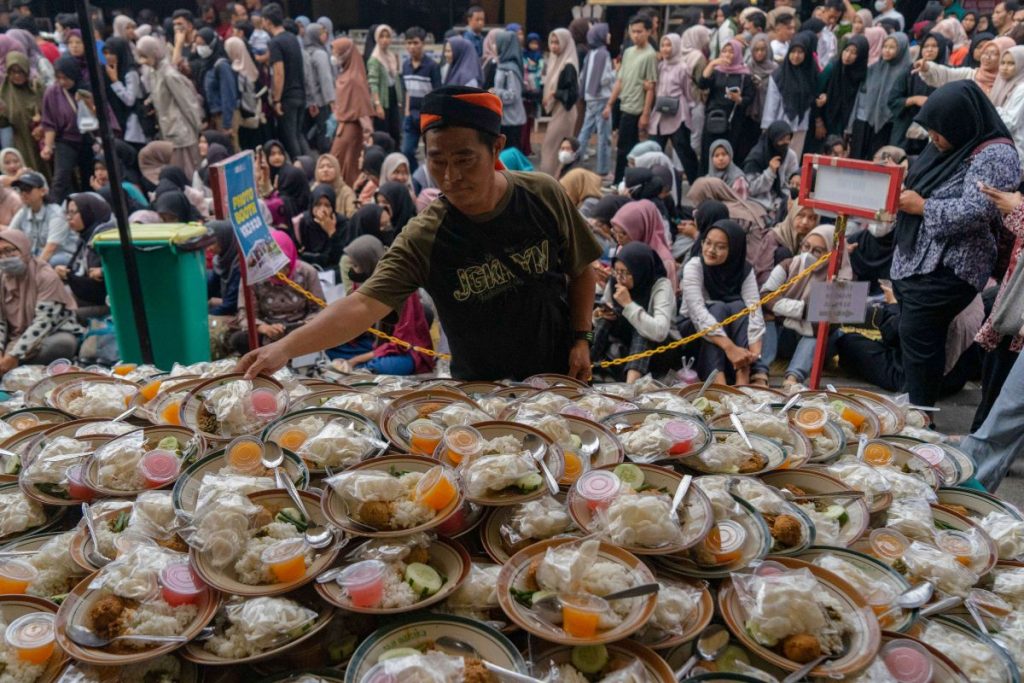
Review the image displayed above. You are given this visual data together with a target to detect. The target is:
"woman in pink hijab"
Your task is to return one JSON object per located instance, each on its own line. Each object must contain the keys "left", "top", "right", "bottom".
{"left": 864, "top": 26, "right": 887, "bottom": 66}
{"left": 610, "top": 200, "right": 679, "bottom": 291}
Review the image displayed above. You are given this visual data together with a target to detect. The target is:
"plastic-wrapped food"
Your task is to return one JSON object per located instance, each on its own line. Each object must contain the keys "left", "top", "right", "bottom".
{"left": 476, "top": 396, "right": 509, "bottom": 418}
{"left": 65, "top": 383, "right": 132, "bottom": 418}
{"left": 2, "top": 365, "right": 45, "bottom": 391}
{"left": 197, "top": 473, "right": 275, "bottom": 506}
{"left": 641, "top": 580, "right": 703, "bottom": 637}
{"left": 323, "top": 393, "right": 385, "bottom": 421}
{"left": 513, "top": 392, "right": 571, "bottom": 417}
{"left": 519, "top": 413, "right": 573, "bottom": 447}
{"left": 74, "top": 421, "right": 137, "bottom": 437}
{"left": 363, "top": 652, "right": 465, "bottom": 683}
{"left": 797, "top": 503, "right": 841, "bottom": 545}
{"left": 187, "top": 492, "right": 261, "bottom": 568}
{"left": 22, "top": 436, "right": 91, "bottom": 485}
{"left": 992, "top": 567, "right": 1024, "bottom": 608}
{"left": 875, "top": 468, "right": 937, "bottom": 502}
{"left": 812, "top": 553, "right": 897, "bottom": 604}
{"left": 885, "top": 498, "right": 935, "bottom": 541}
{"left": 898, "top": 426, "right": 945, "bottom": 443}
{"left": 573, "top": 392, "right": 622, "bottom": 421}
{"left": 847, "top": 657, "right": 900, "bottom": 683}
{"left": 634, "top": 391, "right": 700, "bottom": 416}
{"left": 444, "top": 563, "right": 501, "bottom": 621}
{"left": 92, "top": 432, "right": 147, "bottom": 491}
{"left": 430, "top": 403, "right": 491, "bottom": 428}
{"left": 88, "top": 545, "right": 183, "bottom": 599}
{"left": 921, "top": 621, "right": 1003, "bottom": 683}
{"left": 326, "top": 470, "right": 433, "bottom": 530}
{"left": 597, "top": 491, "right": 686, "bottom": 548}
{"left": 201, "top": 380, "right": 265, "bottom": 436}
{"left": 462, "top": 454, "right": 537, "bottom": 498}
{"left": 507, "top": 496, "right": 573, "bottom": 541}
{"left": 979, "top": 511, "right": 1024, "bottom": 560}
{"left": 0, "top": 488, "right": 45, "bottom": 537}
{"left": 732, "top": 478, "right": 787, "bottom": 516}
{"left": 902, "top": 541, "right": 979, "bottom": 597}
{"left": 128, "top": 492, "right": 178, "bottom": 540}
{"left": 532, "top": 539, "right": 636, "bottom": 629}
{"left": 618, "top": 415, "right": 673, "bottom": 462}
{"left": 826, "top": 458, "right": 892, "bottom": 505}
{"left": 295, "top": 420, "right": 384, "bottom": 469}
{"left": 696, "top": 434, "right": 767, "bottom": 474}
{"left": 693, "top": 476, "right": 743, "bottom": 520}
{"left": 203, "top": 596, "right": 318, "bottom": 659}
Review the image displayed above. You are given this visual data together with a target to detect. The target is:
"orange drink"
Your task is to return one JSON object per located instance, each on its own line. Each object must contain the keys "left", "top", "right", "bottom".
{"left": 408, "top": 419, "right": 443, "bottom": 455}
{"left": 140, "top": 380, "right": 162, "bottom": 403}
{"left": 863, "top": 442, "right": 894, "bottom": 466}
{"left": 261, "top": 538, "right": 308, "bottom": 582}
{"left": 0, "top": 560, "right": 37, "bottom": 594}
{"left": 869, "top": 528, "right": 909, "bottom": 560}
{"left": 415, "top": 466, "right": 456, "bottom": 511}
{"left": 160, "top": 400, "right": 182, "bottom": 426}
{"left": 560, "top": 593, "right": 607, "bottom": 638}
{"left": 839, "top": 404, "right": 866, "bottom": 429}
{"left": 112, "top": 363, "right": 136, "bottom": 376}
{"left": 935, "top": 530, "right": 976, "bottom": 566}
{"left": 5, "top": 613, "right": 54, "bottom": 663}
{"left": 277, "top": 428, "right": 308, "bottom": 451}
{"left": 226, "top": 437, "right": 264, "bottom": 473}
{"left": 794, "top": 407, "right": 827, "bottom": 435}
{"left": 702, "top": 520, "right": 747, "bottom": 565}
{"left": 8, "top": 415, "right": 38, "bottom": 431}
{"left": 443, "top": 425, "right": 482, "bottom": 465}
{"left": 560, "top": 451, "right": 584, "bottom": 484}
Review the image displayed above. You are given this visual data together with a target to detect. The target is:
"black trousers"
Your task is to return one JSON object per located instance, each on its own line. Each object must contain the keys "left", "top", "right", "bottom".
{"left": 696, "top": 300, "right": 751, "bottom": 383}
{"left": 278, "top": 100, "right": 310, "bottom": 159}
{"left": 655, "top": 124, "right": 700, "bottom": 186}
{"left": 500, "top": 124, "right": 523, "bottom": 150}
{"left": 893, "top": 268, "right": 978, "bottom": 407}
{"left": 373, "top": 86, "right": 402, "bottom": 146}
{"left": 614, "top": 111, "right": 641, "bottom": 184}
{"left": 51, "top": 137, "right": 94, "bottom": 205}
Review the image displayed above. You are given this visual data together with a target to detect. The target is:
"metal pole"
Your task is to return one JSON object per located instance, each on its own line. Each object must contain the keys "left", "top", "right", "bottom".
{"left": 808, "top": 213, "right": 847, "bottom": 390}
{"left": 74, "top": 0, "right": 154, "bottom": 364}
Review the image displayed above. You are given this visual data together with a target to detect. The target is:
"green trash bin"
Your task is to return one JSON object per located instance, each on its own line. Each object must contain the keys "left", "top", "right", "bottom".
{"left": 92, "top": 223, "right": 213, "bottom": 368}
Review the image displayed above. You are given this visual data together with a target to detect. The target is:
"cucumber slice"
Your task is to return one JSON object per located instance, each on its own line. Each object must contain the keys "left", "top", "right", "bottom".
{"left": 830, "top": 400, "right": 847, "bottom": 415}
{"left": 2, "top": 454, "right": 18, "bottom": 475}
{"left": 157, "top": 436, "right": 179, "bottom": 451}
{"left": 531, "top": 590, "right": 557, "bottom": 606}
{"left": 379, "top": 647, "right": 422, "bottom": 662}
{"left": 570, "top": 434, "right": 583, "bottom": 450}
{"left": 405, "top": 562, "right": 443, "bottom": 597}
{"left": 571, "top": 644, "right": 609, "bottom": 674}
{"left": 613, "top": 463, "right": 645, "bottom": 490}
{"left": 328, "top": 634, "right": 358, "bottom": 663}
{"left": 716, "top": 644, "right": 751, "bottom": 673}
{"left": 516, "top": 472, "right": 544, "bottom": 493}
{"left": 693, "top": 396, "right": 711, "bottom": 412}
{"left": 824, "top": 504, "right": 849, "bottom": 525}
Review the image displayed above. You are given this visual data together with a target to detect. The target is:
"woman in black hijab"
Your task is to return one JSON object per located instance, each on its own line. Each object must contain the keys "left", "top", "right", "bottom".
{"left": 820, "top": 35, "right": 869, "bottom": 138}
{"left": 589, "top": 194, "right": 631, "bottom": 257}
{"left": 344, "top": 204, "right": 394, "bottom": 247}
{"left": 262, "top": 140, "right": 290, "bottom": 184}
{"left": 294, "top": 155, "right": 317, "bottom": 184}
{"left": 294, "top": 184, "right": 346, "bottom": 276}
{"left": 591, "top": 242, "right": 677, "bottom": 382}
{"left": 892, "top": 80, "right": 1019, "bottom": 411}
{"left": 275, "top": 165, "right": 312, "bottom": 224}
{"left": 201, "top": 130, "right": 234, "bottom": 155}
{"left": 198, "top": 143, "right": 230, "bottom": 186}
{"left": 370, "top": 131, "right": 396, "bottom": 154}
{"left": 375, "top": 181, "right": 416, "bottom": 234}
{"left": 59, "top": 192, "right": 113, "bottom": 310}
{"left": 743, "top": 120, "right": 797, "bottom": 220}
{"left": 101, "top": 37, "right": 140, "bottom": 142}
{"left": 355, "top": 145, "right": 387, "bottom": 204}
{"left": 682, "top": 218, "right": 765, "bottom": 383}
{"left": 890, "top": 32, "right": 948, "bottom": 153}
{"left": 689, "top": 199, "right": 732, "bottom": 259}
{"left": 208, "top": 219, "right": 240, "bottom": 316}
{"left": 154, "top": 166, "right": 190, "bottom": 199}
{"left": 763, "top": 31, "right": 817, "bottom": 158}
{"left": 154, "top": 191, "right": 201, "bottom": 222}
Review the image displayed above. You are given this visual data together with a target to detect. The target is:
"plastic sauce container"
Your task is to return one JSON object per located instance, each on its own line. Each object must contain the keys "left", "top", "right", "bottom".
{"left": 870, "top": 528, "right": 910, "bottom": 560}
{"left": 249, "top": 388, "right": 281, "bottom": 418}
{"left": 442, "top": 425, "right": 482, "bottom": 465}
{"left": 7, "top": 414, "right": 38, "bottom": 432}
{"left": 575, "top": 470, "right": 622, "bottom": 512}
{"left": 910, "top": 444, "right": 946, "bottom": 468}
{"left": 414, "top": 466, "right": 456, "bottom": 511}
{"left": 261, "top": 538, "right": 309, "bottom": 583}
{"left": 139, "top": 379, "right": 162, "bottom": 403}
{"left": 226, "top": 436, "right": 265, "bottom": 474}
{"left": 113, "top": 533, "right": 156, "bottom": 558}
{"left": 968, "top": 588, "right": 1014, "bottom": 619}
{"left": 66, "top": 464, "right": 96, "bottom": 502}
{"left": 867, "top": 588, "right": 896, "bottom": 627}
{"left": 560, "top": 593, "right": 608, "bottom": 638}
{"left": 159, "top": 563, "right": 207, "bottom": 606}
{"left": 560, "top": 450, "right": 587, "bottom": 485}
{"left": 276, "top": 427, "right": 308, "bottom": 452}
{"left": 834, "top": 402, "right": 867, "bottom": 429}
{"left": 45, "top": 359, "right": 72, "bottom": 376}
{"left": 138, "top": 449, "right": 181, "bottom": 488}
{"left": 752, "top": 560, "right": 788, "bottom": 577}
{"left": 160, "top": 399, "right": 182, "bottom": 426}
{"left": 881, "top": 639, "right": 934, "bottom": 683}
{"left": 337, "top": 559, "right": 387, "bottom": 608}
{"left": 4, "top": 613, "right": 55, "bottom": 664}
{"left": 934, "top": 530, "right": 977, "bottom": 567}
{"left": 702, "top": 520, "right": 747, "bottom": 565}
{"left": 863, "top": 442, "right": 894, "bottom": 467}
{"left": 665, "top": 420, "right": 700, "bottom": 456}
{"left": 408, "top": 419, "right": 444, "bottom": 456}
{"left": 794, "top": 407, "right": 828, "bottom": 435}
{"left": 0, "top": 560, "right": 37, "bottom": 594}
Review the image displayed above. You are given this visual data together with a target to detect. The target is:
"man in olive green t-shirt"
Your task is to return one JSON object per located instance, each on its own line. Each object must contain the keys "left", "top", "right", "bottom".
{"left": 604, "top": 14, "right": 658, "bottom": 184}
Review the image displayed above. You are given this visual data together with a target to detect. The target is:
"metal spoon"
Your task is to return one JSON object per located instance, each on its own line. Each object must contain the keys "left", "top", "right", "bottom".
{"left": 920, "top": 595, "right": 962, "bottom": 617}
{"left": 111, "top": 405, "right": 137, "bottom": 422}
{"left": 670, "top": 474, "right": 693, "bottom": 523}
{"left": 434, "top": 636, "right": 543, "bottom": 683}
{"left": 273, "top": 468, "right": 335, "bottom": 549}
{"left": 674, "top": 624, "right": 731, "bottom": 679}
{"left": 577, "top": 429, "right": 600, "bottom": 459}
{"left": 80, "top": 503, "right": 110, "bottom": 567}
{"left": 530, "top": 583, "right": 661, "bottom": 625}
{"left": 523, "top": 433, "right": 558, "bottom": 495}
{"left": 729, "top": 414, "right": 755, "bottom": 451}
{"left": 66, "top": 623, "right": 189, "bottom": 648}
{"left": 696, "top": 370, "right": 719, "bottom": 398}
{"left": 781, "top": 641, "right": 850, "bottom": 683}
{"left": 777, "top": 489, "right": 865, "bottom": 503}
{"left": 778, "top": 393, "right": 801, "bottom": 417}
{"left": 877, "top": 582, "right": 935, "bottom": 622}
{"left": 855, "top": 433, "right": 868, "bottom": 462}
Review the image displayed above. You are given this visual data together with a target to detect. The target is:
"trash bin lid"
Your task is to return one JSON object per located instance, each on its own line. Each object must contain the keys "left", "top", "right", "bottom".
{"left": 92, "top": 223, "right": 210, "bottom": 246}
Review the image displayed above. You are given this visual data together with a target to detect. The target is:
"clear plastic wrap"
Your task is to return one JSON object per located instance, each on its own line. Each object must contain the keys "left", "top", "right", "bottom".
{"left": 461, "top": 453, "right": 537, "bottom": 498}
{"left": 618, "top": 415, "right": 674, "bottom": 463}
{"left": 203, "top": 596, "right": 318, "bottom": 659}
{"left": 22, "top": 437, "right": 92, "bottom": 488}
{"left": 640, "top": 579, "right": 704, "bottom": 638}
{"left": 444, "top": 563, "right": 502, "bottom": 621}
{"left": 196, "top": 473, "right": 275, "bottom": 506}
{"left": 199, "top": 380, "right": 273, "bottom": 436}
{"left": 91, "top": 432, "right": 147, "bottom": 491}
{"left": 87, "top": 545, "right": 183, "bottom": 600}
{"left": 825, "top": 458, "right": 892, "bottom": 505}
{"left": 572, "top": 391, "right": 622, "bottom": 421}
{"left": 0, "top": 488, "right": 45, "bottom": 537}
{"left": 594, "top": 491, "right": 686, "bottom": 548}
{"left": 128, "top": 491, "right": 178, "bottom": 540}
{"left": 502, "top": 496, "right": 574, "bottom": 548}
{"left": 429, "top": 403, "right": 491, "bottom": 428}
{"left": 1, "top": 365, "right": 45, "bottom": 392}
{"left": 350, "top": 532, "right": 432, "bottom": 563}
{"left": 295, "top": 420, "right": 386, "bottom": 469}
{"left": 186, "top": 492, "right": 261, "bottom": 569}
{"left": 979, "top": 511, "right": 1024, "bottom": 560}
{"left": 875, "top": 467, "right": 938, "bottom": 502}
{"left": 323, "top": 393, "right": 385, "bottom": 421}
{"left": 902, "top": 540, "right": 979, "bottom": 597}
{"left": 365, "top": 652, "right": 465, "bottom": 683}
{"left": 885, "top": 498, "right": 935, "bottom": 541}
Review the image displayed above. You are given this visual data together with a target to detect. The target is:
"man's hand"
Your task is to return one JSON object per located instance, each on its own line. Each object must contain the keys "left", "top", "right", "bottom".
{"left": 236, "top": 339, "right": 291, "bottom": 379}
{"left": 258, "top": 322, "right": 286, "bottom": 340}
{"left": 273, "top": 102, "right": 283, "bottom": 117}
{"left": 568, "top": 340, "right": 592, "bottom": 383}
{"left": 725, "top": 342, "right": 752, "bottom": 369}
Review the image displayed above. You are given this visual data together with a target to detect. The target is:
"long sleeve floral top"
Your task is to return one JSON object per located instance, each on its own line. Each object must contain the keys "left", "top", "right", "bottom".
{"left": 977, "top": 201, "right": 1024, "bottom": 352}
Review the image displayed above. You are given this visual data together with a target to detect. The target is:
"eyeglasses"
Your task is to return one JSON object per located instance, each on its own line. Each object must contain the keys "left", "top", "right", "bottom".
{"left": 801, "top": 244, "right": 828, "bottom": 257}
{"left": 0, "top": 247, "right": 18, "bottom": 258}
{"left": 703, "top": 241, "right": 730, "bottom": 253}
{"left": 612, "top": 269, "right": 632, "bottom": 279}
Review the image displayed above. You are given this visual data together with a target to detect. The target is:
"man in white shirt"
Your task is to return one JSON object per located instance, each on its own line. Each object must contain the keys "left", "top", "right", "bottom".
{"left": 8, "top": 172, "right": 76, "bottom": 266}
{"left": 770, "top": 13, "right": 795, "bottom": 62}
{"left": 875, "top": 0, "right": 905, "bottom": 30}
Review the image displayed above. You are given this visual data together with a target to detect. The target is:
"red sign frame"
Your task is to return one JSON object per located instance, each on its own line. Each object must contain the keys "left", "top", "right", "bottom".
{"left": 797, "top": 154, "right": 905, "bottom": 221}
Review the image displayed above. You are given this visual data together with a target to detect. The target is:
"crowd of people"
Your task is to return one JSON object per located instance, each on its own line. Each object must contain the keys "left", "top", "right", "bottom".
{"left": 0, "top": 0, "right": 1023, "bottom": 484}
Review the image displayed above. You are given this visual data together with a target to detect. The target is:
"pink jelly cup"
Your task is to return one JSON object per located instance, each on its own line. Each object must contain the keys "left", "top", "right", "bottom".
{"left": 337, "top": 559, "right": 387, "bottom": 608}
{"left": 249, "top": 388, "right": 282, "bottom": 418}
{"left": 66, "top": 464, "right": 96, "bottom": 502}
{"left": 45, "top": 359, "right": 72, "bottom": 376}
{"left": 665, "top": 419, "right": 700, "bottom": 456}
{"left": 882, "top": 639, "right": 934, "bottom": 683}
{"left": 575, "top": 470, "right": 622, "bottom": 512}
{"left": 559, "top": 405, "right": 595, "bottom": 421}
{"left": 910, "top": 444, "right": 946, "bottom": 468}
{"left": 137, "top": 449, "right": 181, "bottom": 488}
{"left": 159, "top": 563, "right": 207, "bottom": 607}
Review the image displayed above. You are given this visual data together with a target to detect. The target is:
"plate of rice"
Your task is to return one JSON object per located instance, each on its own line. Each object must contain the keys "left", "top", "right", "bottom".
{"left": 261, "top": 408, "right": 386, "bottom": 475}
{"left": 179, "top": 374, "right": 288, "bottom": 443}
{"left": 48, "top": 379, "right": 139, "bottom": 420}
{"left": 0, "top": 481, "right": 66, "bottom": 543}
{"left": 80, "top": 427, "right": 202, "bottom": 498}
{"left": 1, "top": 531, "right": 90, "bottom": 602}
{"left": 0, "top": 594, "right": 68, "bottom": 683}
{"left": 18, "top": 435, "right": 114, "bottom": 506}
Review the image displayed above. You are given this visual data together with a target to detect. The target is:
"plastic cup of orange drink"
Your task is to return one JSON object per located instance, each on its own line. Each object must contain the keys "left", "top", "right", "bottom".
{"left": 408, "top": 419, "right": 444, "bottom": 455}
{"left": 869, "top": 528, "right": 910, "bottom": 560}
{"left": 415, "top": 466, "right": 457, "bottom": 511}
{"left": 0, "top": 560, "right": 37, "bottom": 594}
{"left": 560, "top": 593, "right": 608, "bottom": 638}
{"left": 793, "top": 406, "right": 828, "bottom": 435}
{"left": 702, "top": 520, "right": 747, "bottom": 565}
{"left": 276, "top": 427, "right": 309, "bottom": 452}
{"left": 225, "top": 436, "right": 265, "bottom": 474}
{"left": 934, "top": 529, "right": 977, "bottom": 567}
{"left": 863, "top": 441, "right": 894, "bottom": 467}
{"left": 5, "top": 613, "right": 55, "bottom": 664}
{"left": 140, "top": 379, "right": 162, "bottom": 403}
{"left": 261, "top": 538, "right": 309, "bottom": 583}
{"left": 442, "top": 425, "right": 482, "bottom": 465}
{"left": 559, "top": 448, "right": 589, "bottom": 485}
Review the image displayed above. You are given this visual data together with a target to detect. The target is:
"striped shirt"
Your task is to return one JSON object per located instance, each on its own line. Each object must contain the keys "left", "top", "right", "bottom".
{"left": 402, "top": 55, "right": 442, "bottom": 116}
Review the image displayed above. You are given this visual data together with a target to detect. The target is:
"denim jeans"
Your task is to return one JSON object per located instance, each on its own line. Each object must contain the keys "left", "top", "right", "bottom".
{"left": 401, "top": 115, "right": 421, "bottom": 175}
{"left": 961, "top": 348, "right": 1024, "bottom": 490}
{"left": 360, "top": 354, "right": 416, "bottom": 375}
{"left": 577, "top": 98, "right": 612, "bottom": 176}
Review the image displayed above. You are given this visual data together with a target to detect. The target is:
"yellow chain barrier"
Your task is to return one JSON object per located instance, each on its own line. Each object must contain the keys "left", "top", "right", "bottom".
{"left": 272, "top": 251, "right": 832, "bottom": 369}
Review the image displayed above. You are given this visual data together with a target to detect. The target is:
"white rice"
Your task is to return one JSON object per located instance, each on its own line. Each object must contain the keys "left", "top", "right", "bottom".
{"left": 26, "top": 531, "right": 83, "bottom": 598}
{"left": 233, "top": 522, "right": 311, "bottom": 585}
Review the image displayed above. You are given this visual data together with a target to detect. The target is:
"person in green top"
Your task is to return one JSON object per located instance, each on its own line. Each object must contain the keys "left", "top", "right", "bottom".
{"left": 605, "top": 14, "right": 658, "bottom": 185}
{"left": 367, "top": 24, "right": 404, "bottom": 146}
{"left": 239, "top": 86, "right": 602, "bottom": 382}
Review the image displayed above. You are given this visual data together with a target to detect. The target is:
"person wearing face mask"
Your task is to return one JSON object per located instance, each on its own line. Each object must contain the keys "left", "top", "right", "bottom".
{"left": 0, "top": 230, "right": 79, "bottom": 374}
{"left": 875, "top": 0, "right": 906, "bottom": 30}
{"left": 760, "top": 224, "right": 853, "bottom": 387}
{"left": 331, "top": 234, "right": 434, "bottom": 375}
{"left": 555, "top": 137, "right": 583, "bottom": 180}
{"left": 292, "top": 184, "right": 347, "bottom": 277}
{"left": 196, "top": 29, "right": 239, "bottom": 140}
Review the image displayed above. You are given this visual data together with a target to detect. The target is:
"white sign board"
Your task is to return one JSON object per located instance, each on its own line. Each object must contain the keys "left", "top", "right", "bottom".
{"left": 811, "top": 164, "right": 895, "bottom": 215}
{"left": 807, "top": 281, "right": 870, "bottom": 323}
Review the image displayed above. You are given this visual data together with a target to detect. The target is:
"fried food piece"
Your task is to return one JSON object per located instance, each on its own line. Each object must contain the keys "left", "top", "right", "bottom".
{"left": 464, "top": 657, "right": 499, "bottom": 683}
{"left": 158, "top": 534, "right": 189, "bottom": 553}
{"left": 942, "top": 504, "right": 970, "bottom": 518}
{"left": 357, "top": 501, "right": 393, "bottom": 529}
{"left": 89, "top": 594, "right": 127, "bottom": 639}
{"left": 252, "top": 506, "right": 274, "bottom": 529}
{"left": 772, "top": 514, "right": 803, "bottom": 548}
{"left": 406, "top": 545, "right": 429, "bottom": 565}
{"left": 739, "top": 452, "right": 768, "bottom": 474}
{"left": 524, "top": 558, "right": 541, "bottom": 591}
{"left": 781, "top": 633, "right": 822, "bottom": 663}
{"left": 782, "top": 484, "right": 806, "bottom": 497}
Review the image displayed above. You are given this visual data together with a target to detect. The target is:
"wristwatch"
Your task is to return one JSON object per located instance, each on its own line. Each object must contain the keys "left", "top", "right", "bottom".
{"left": 573, "top": 330, "right": 594, "bottom": 345}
